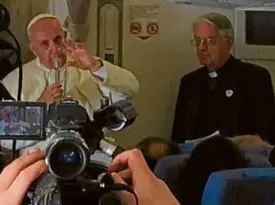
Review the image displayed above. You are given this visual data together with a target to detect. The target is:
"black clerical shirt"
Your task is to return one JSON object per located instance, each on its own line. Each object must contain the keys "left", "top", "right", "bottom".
{"left": 172, "top": 55, "right": 275, "bottom": 144}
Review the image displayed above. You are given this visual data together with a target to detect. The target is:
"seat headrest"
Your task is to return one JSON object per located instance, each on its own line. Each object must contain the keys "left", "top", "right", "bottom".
{"left": 202, "top": 168, "right": 275, "bottom": 205}
{"left": 154, "top": 154, "right": 189, "bottom": 189}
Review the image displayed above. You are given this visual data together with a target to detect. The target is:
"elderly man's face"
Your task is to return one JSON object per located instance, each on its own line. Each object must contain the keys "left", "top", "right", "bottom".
{"left": 193, "top": 20, "right": 231, "bottom": 69}
{"left": 29, "top": 18, "right": 67, "bottom": 69}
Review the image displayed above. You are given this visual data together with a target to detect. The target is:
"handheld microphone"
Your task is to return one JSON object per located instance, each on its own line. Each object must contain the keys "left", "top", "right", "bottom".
{"left": 99, "top": 136, "right": 124, "bottom": 158}
{"left": 53, "top": 58, "right": 62, "bottom": 84}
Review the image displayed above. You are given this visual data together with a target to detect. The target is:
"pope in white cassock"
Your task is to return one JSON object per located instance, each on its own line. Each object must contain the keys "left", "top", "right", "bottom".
{"left": 1, "top": 14, "right": 139, "bottom": 157}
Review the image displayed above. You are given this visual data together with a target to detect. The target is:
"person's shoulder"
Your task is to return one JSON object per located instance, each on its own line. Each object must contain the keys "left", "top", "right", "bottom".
{"left": 24, "top": 59, "right": 39, "bottom": 69}
{"left": 3, "top": 59, "right": 38, "bottom": 80}
{"left": 235, "top": 58, "right": 269, "bottom": 74}
{"left": 180, "top": 67, "right": 205, "bottom": 83}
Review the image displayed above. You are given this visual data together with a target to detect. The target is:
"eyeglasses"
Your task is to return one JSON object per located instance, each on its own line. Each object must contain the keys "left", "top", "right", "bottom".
{"left": 191, "top": 36, "right": 219, "bottom": 47}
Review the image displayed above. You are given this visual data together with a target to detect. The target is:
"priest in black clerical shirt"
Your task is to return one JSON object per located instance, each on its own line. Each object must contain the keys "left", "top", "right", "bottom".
{"left": 171, "top": 13, "right": 275, "bottom": 145}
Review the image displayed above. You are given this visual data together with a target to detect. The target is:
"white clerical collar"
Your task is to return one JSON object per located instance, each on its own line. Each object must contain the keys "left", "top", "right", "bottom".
{"left": 208, "top": 71, "right": 218, "bottom": 78}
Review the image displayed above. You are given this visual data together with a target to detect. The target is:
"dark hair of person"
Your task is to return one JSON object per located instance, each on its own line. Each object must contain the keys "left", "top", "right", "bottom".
{"left": 173, "top": 136, "right": 249, "bottom": 205}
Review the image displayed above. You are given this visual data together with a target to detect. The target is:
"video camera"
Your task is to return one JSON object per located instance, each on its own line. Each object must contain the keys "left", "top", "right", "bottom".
{"left": 0, "top": 98, "right": 137, "bottom": 205}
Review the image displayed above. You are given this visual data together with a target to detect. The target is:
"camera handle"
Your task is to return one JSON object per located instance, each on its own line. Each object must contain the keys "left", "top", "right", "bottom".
{"left": 77, "top": 173, "right": 139, "bottom": 205}
{"left": 12, "top": 140, "right": 19, "bottom": 159}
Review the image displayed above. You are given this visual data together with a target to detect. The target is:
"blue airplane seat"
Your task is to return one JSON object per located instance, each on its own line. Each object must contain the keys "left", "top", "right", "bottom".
{"left": 154, "top": 153, "right": 189, "bottom": 189}
{"left": 154, "top": 145, "right": 272, "bottom": 191}
{"left": 202, "top": 168, "right": 275, "bottom": 205}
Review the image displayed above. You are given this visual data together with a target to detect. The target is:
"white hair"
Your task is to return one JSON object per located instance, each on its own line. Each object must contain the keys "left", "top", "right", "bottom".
{"left": 194, "top": 13, "right": 234, "bottom": 43}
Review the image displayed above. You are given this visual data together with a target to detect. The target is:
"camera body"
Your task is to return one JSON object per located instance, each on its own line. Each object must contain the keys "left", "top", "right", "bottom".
{"left": 0, "top": 98, "right": 136, "bottom": 205}
{"left": 45, "top": 98, "right": 93, "bottom": 181}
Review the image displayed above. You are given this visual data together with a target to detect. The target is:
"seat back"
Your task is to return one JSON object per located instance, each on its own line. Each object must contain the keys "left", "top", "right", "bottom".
{"left": 202, "top": 168, "right": 275, "bottom": 205}
{"left": 180, "top": 143, "right": 273, "bottom": 167}
{"left": 154, "top": 144, "right": 273, "bottom": 191}
{"left": 154, "top": 154, "right": 189, "bottom": 189}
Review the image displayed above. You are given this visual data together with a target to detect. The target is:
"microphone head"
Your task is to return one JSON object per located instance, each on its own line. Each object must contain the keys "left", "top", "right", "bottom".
{"left": 53, "top": 58, "right": 62, "bottom": 70}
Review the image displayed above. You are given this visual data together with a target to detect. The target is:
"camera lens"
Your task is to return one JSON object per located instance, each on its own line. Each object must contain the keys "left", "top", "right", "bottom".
{"left": 58, "top": 150, "right": 78, "bottom": 163}
{"left": 46, "top": 139, "right": 89, "bottom": 180}
{"left": 57, "top": 147, "right": 80, "bottom": 167}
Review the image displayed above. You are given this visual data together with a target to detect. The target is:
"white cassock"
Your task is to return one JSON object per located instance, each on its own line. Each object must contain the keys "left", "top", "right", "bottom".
{"left": 1, "top": 58, "right": 139, "bottom": 164}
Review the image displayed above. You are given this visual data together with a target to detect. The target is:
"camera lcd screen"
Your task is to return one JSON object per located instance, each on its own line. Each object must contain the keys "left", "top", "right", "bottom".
{"left": 0, "top": 102, "right": 46, "bottom": 140}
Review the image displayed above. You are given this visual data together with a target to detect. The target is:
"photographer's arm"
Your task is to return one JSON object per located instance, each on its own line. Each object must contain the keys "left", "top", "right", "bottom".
{"left": 0, "top": 148, "right": 47, "bottom": 205}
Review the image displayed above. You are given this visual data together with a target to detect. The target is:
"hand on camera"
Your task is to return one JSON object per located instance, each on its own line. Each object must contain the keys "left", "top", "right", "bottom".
{"left": 41, "top": 83, "right": 63, "bottom": 104}
{"left": 108, "top": 149, "right": 180, "bottom": 205}
{"left": 0, "top": 148, "right": 47, "bottom": 205}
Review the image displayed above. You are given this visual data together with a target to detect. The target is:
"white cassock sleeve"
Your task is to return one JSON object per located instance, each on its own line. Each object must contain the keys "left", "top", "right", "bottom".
{"left": 91, "top": 62, "right": 128, "bottom": 104}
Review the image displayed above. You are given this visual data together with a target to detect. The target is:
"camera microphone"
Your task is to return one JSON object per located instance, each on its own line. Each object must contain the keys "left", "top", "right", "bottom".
{"left": 99, "top": 136, "right": 124, "bottom": 158}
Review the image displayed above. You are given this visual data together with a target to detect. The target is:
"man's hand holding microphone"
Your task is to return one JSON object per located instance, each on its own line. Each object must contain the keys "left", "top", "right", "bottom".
{"left": 40, "top": 37, "right": 103, "bottom": 104}
{"left": 41, "top": 83, "right": 63, "bottom": 104}
{"left": 40, "top": 58, "right": 63, "bottom": 104}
